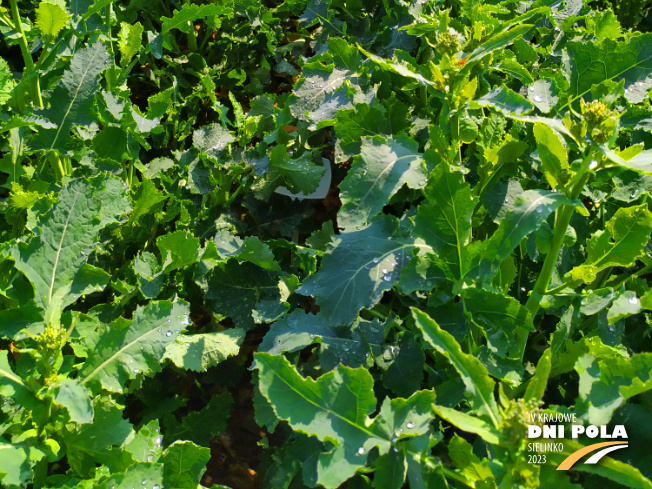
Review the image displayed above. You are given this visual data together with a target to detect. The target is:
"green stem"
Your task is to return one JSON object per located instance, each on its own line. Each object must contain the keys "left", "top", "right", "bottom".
{"left": 519, "top": 151, "right": 594, "bottom": 358}
{"left": 47, "top": 151, "right": 66, "bottom": 181}
{"left": 104, "top": 4, "right": 117, "bottom": 90}
{"left": 185, "top": 0, "right": 198, "bottom": 51}
{"left": 9, "top": 0, "right": 43, "bottom": 108}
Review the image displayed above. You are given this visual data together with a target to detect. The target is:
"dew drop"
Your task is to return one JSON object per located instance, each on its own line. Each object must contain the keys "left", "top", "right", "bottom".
{"left": 533, "top": 95, "right": 543, "bottom": 103}
{"left": 167, "top": 319, "right": 172, "bottom": 323}
{"left": 357, "top": 447, "right": 366, "bottom": 455}
{"left": 382, "top": 268, "right": 388, "bottom": 274}
{"left": 638, "top": 81, "right": 644, "bottom": 87}
{"left": 419, "top": 179, "right": 427, "bottom": 186}
{"left": 174, "top": 329, "right": 179, "bottom": 334}
{"left": 536, "top": 206, "right": 544, "bottom": 213}
{"left": 383, "top": 275, "right": 392, "bottom": 282}
{"left": 504, "top": 199, "right": 509, "bottom": 204}
{"left": 373, "top": 258, "right": 379, "bottom": 264}
{"left": 520, "top": 287, "right": 526, "bottom": 292}
{"left": 153, "top": 485, "right": 161, "bottom": 489}
{"left": 155, "top": 436, "right": 162, "bottom": 445}
{"left": 529, "top": 86, "right": 535, "bottom": 92}
{"left": 166, "top": 331, "right": 172, "bottom": 336}
{"left": 147, "top": 455, "right": 154, "bottom": 462}
{"left": 406, "top": 421, "right": 415, "bottom": 429}
{"left": 628, "top": 296, "right": 639, "bottom": 305}
{"left": 134, "top": 368, "right": 140, "bottom": 373}
{"left": 142, "top": 480, "right": 147, "bottom": 485}
{"left": 630, "top": 190, "right": 638, "bottom": 199}
{"left": 185, "top": 342, "right": 190, "bottom": 347}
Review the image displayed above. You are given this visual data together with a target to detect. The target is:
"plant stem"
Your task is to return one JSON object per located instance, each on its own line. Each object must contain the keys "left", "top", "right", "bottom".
{"left": 105, "top": 4, "right": 117, "bottom": 90}
{"left": 185, "top": 0, "right": 198, "bottom": 51}
{"left": 518, "top": 152, "right": 594, "bottom": 358}
{"left": 9, "top": 0, "right": 43, "bottom": 108}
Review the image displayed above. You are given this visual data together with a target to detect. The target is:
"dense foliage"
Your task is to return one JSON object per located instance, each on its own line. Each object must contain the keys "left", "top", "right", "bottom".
{"left": 1, "top": 0, "right": 652, "bottom": 488}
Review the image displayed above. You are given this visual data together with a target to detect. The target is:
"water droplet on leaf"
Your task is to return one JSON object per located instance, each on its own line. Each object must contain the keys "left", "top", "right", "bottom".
{"left": 357, "top": 447, "right": 366, "bottom": 455}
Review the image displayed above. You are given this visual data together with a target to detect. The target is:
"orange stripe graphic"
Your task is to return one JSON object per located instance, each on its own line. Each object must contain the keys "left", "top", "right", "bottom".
{"left": 557, "top": 441, "right": 628, "bottom": 470}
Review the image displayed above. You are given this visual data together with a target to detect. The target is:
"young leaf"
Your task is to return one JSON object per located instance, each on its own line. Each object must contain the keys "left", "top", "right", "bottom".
{"left": 0, "top": 442, "right": 46, "bottom": 487}
{"left": 160, "top": 4, "right": 232, "bottom": 34}
{"left": 97, "top": 463, "right": 164, "bottom": 489}
{"left": 35, "top": 2, "right": 70, "bottom": 41}
{"left": 53, "top": 378, "right": 93, "bottom": 424}
{"left": 79, "top": 300, "right": 191, "bottom": 393}
{"left": 162, "top": 441, "right": 210, "bottom": 489}
{"left": 164, "top": 393, "right": 233, "bottom": 446}
{"left": 566, "top": 204, "right": 652, "bottom": 285}
{"left": 118, "top": 22, "right": 144, "bottom": 67}
{"left": 524, "top": 349, "right": 552, "bottom": 403}
{"left": 412, "top": 308, "right": 500, "bottom": 427}
{"left": 254, "top": 352, "right": 436, "bottom": 489}
{"left": 338, "top": 135, "right": 427, "bottom": 230}
{"left": 533, "top": 123, "right": 569, "bottom": 189}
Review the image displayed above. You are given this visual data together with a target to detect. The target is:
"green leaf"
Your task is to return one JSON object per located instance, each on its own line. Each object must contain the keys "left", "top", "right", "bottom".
{"left": 79, "top": 300, "right": 191, "bottom": 393}
{"left": 161, "top": 4, "right": 231, "bottom": 34}
{"left": 607, "top": 291, "right": 642, "bottom": 324}
{"left": 35, "top": 2, "right": 69, "bottom": 40}
{"left": 412, "top": 308, "right": 500, "bottom": 427}
{"left": 193, "top": 123, "right": 235, "bottom": 159}
{"left": 201, "top": 260, "right": 283, "bottom": 329}
{"left": 164, "top": 393, "right": 233, "bottom": 446}
{"left": 298, "top": 215, "right": 426, "bottom": 326}
{"left": 254, "top": 352, "right": 436, "bottom": 489}
{"left": 0, "top": 57, "right": 13, "bottom": 106}
{"left": 257, "top": 146, "right": 326, "bottom": 200}
{"left": 214, "top": 230, "right": 280, "bottom": 271}
{"left": 566, "top": 204, "right": 652, "bottom": 284}
{"left": 475, "top": 190, "right": 574, "bottom": 281}
{"left": 162, "top": 441, "right": 211, "bottom": 489}
{"left": 534, "top": 123, "right": 569, "bottom": 189}
{"left": 0, "top": 441, "right": 46, "bottom": 487}
{"left": 338, "top": 135, "right": 427, "bottom": 230}
{"left": 358, "top": 47, "right": 435, "bottom": 88}
{"left": 432, "top": 405, "right": 500, "bottom": 445}
{"left": 156, "top": 230, "right": 200, "bottom": 273}
{"left": 565, "top": 34, "right": 652, "bottom": 105}
{"left": 97, "top": 463, "right": 164, "bottom": 489}
{"left": 163, "top": 329, "right": 244, "bottom": 372}
{"left": 413, "top": 164, "right": 476, "bottom": 282}
{"left": 527, "top": 79, "right": 559, "bottom": 114}
{"left": 10, "top": 176, "right": 129, "bottom": 327}
{"left": 374, "top": 449, "right": 407, "bottom": 489}
{"left": 575, "top": 346, "right": 652, "bottom": 425}
{"left": 497, "top": 58, "right": 534, "bottom": 84}
{"left": 64, "top": 398, "right": 134, "bottom": 476}
{"left": 118, "top": 22, "right": 144, "bottom": 67}
{"left": 447, "top": 434, "right": 495, "bottom": 485}
{"left": 290, "top": 64, "right": 355, "bottom": 124}
{"left": 0, "top": 351, "right": 41, "bottom": 412}
{"left": 33, "top": 43, "right": 109, "bottom": 151}
{"left": 53, "top": 378, "right": 93, "bottom": 424}
{"left": 476, "top": 86, "right": 534, "bottom": 116}
{"left": 524, "top": 349, "right": 552, "bottom": 403}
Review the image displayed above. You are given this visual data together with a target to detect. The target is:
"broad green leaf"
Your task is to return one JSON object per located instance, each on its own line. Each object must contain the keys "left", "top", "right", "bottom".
{"left": 161, "top": 4, "right": 231, "bottom": 33}
{"left": 193, "top": 123, "right": 235, "bottom": 159}
{"left": 566, "top": 204, "right": 652, "bottom": 284}
{"left": 527, "top": 79, "right": 559, "bottom": 114}
{"left": 123, "top": 420, "right": 163, "bottom": 463}
{"left": 35, "top": 2, "right": 69, "bottom": 40}
{"left": 298, "top": 215, "right": 427, "bottom": 326}
{"left": 524, "top": 349, "right": 552, "bottom": 403}
{"left": 129, "top": 179, "right": 167, "bottom": 224}
{"left": 575, "top": 347, "right": 652, "bottom": 425}
{"left": 64, "top": 398, "right": 134, "bottom": 476}
{"left": 476, "top": 86, "right": 534, "bottom": 116}
{"left": 475, "top": 190, "right": 574, "bottom": 281}
{"left": 338, "top": 135, "right": 427, "bottom": 230}
{"left": 432, "top": 405, "right": 500, "bottom": 445}
{"left": 358, "top": 47, "right": 435, "bottom": 88}
{"left": 413, "top": 164, "right": 476, "bottom": 282}
{"left": 79, "top": 300, "right": 190, "bottom": 393}
{"left": 260, "top": 310, "right": 384, "bottom": 371}
{"left": 163, "top": 329, "right": 244, "bottom": 372}
{"left": 257, "top": 146, "right": 326, "bottom": 200}
{"left": 564, "top": 34, "right": 652, "bottom": 105}
{"left": 0, "top": 442, "right": 46, "bottom": 487}
{"left": 497, "top": 58, "right": 534, "bottom": 84}
{"left": 374, "top": 449, "right": 407, "bottom": 489}
{"left": 214, "top": 230, "right": 280, "bottom": 270}
{"left": 533, "top": 123, "right": 569, "bottom": 189}
{"left": 447, "top": 434, "right": 495, "bottom": 486}
{"left": 201, "top": 260, "right": 283, "bottom": 329}
{"left": 607, "top": 291, "right": 642, "bottom": 324}
{"left": 10, "top": 176, "right": 129, "bottom": 326}
{"left": 33, "top": 43, "right": 109, "bottom": 151}
{"left": 412, "top": 308, "right": 500, "bottom": 426}
{"left": 53, "top": 378, "right": 93, "bottom": 424}
{"left": 162, "top": 441, "right": 210, "bottom": 489}
{"left": 164, "top": 393, "right": 233, "bottom": 446}
{"left": 97, "top": 463, "right": 164, "bottom": 489}
{"left": 254, "top": 352, "right": 436, "bottom": 489}
{"left": 463, "top": 289, "right": 534, "bottom": 359}
{"left": 156, "top": 230, "right": 200, "bottom": 273}
{"left": 0, "top": 351, "right": 41, "bottom": 411}
{"left": 118, "top": 22, "right": 144, "bottom": 67}
{"left": 382, "top": 335, "right": 425, "bottom": 397}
